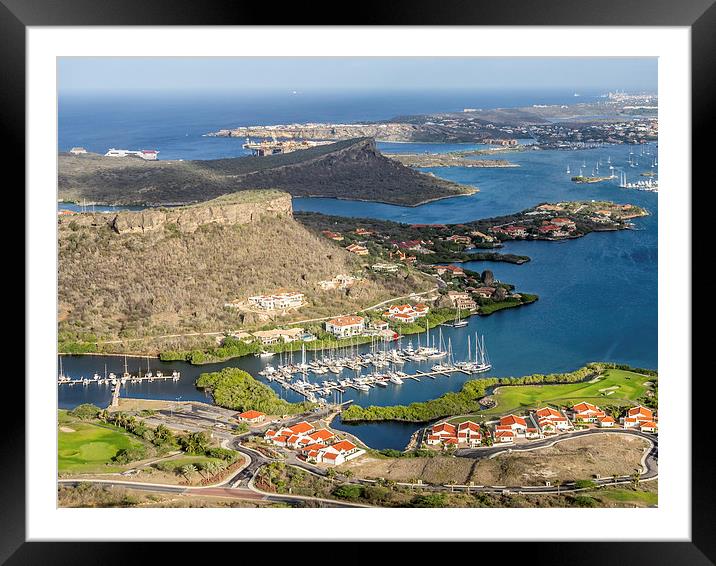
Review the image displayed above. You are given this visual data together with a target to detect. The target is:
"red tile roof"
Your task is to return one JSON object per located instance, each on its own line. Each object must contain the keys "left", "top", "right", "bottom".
{"left": 289, "top": 421, "right": 314, "bottom": 435}
{"left": 500, "top": 414, "right": 527, "bottom": 427}
{"left": 309, "top": 429, "right": 334, "bottom": 441}
{"left": 238, "top": 410, "right": 265, "bottom": 420}
{"left": 332, "top": 440, "right": 357, "bottom": 453}
{"left": 458, "top": 421, "right": 481, "bottom": 432}
{"left": 432, "top": 422, "right": 457, "bottom": 435}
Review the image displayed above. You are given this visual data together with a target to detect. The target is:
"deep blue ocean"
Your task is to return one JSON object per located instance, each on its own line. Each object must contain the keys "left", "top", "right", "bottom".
{"left": 58, "top": 90, "right": 656, "bottom": 449}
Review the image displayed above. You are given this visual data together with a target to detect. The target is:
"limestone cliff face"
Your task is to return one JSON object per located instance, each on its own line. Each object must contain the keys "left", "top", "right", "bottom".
{"left": 61, "top": 192, "right": 293, "bottom": 235}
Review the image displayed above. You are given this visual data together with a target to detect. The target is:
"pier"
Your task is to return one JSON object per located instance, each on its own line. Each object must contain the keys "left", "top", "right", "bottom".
{"left": 57, "top": 371, "right": 181, "bottom": 387}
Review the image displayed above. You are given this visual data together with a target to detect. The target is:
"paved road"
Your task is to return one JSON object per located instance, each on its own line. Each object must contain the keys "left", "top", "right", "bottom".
{"left": 57, "top": 478, "right": 367, "bottom": 508}
{"left": 101, "top": 404, "right": 657, "bottom": 503}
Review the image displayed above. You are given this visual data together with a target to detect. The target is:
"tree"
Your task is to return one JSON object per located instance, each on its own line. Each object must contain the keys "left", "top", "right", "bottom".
{"left": 180, "top": 464, "right": 197, "bottom": 481}
{"left": 70, "top": 403, "right": 101, "bottom": 421}
{"left": 112, "top": 445, "right": 147, "bottom": 464}
{"left": 202, "top": 461, "right": 219, "bottom": 479}
{"left": 332, "top": 484, "right": 363, "bottom": 500}
{"left": 180, "top": 431, "right": 211, "bottom": 455}
{"left": 632, "top": 469, "right": 641, "bottom": 488}
{"left": 411, "top": 493, "right": 446, "bottom": 507}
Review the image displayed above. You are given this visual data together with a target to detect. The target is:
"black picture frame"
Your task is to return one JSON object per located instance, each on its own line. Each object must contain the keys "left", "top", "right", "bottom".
{"left": 6, "top": 1, "right": 708, "bottom": 563}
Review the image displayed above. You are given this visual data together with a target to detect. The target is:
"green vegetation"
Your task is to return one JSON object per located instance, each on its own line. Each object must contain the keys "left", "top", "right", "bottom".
{"left": 478, "top": 368, "right": 652, "bottom": 417}
{"left": 332, "top": 484, "right": 364, "bottom": 500}
{"left": 195, "top": 367, "right": 314, "bottom": 414}
{"left": 592, "top": 487, "right": 658, "bottom": 506}
{"left": 568, "top": 495, "right": 599, "bottom": 507}
{"left": 478, "top": 293, "right": 539, "bottom": 315}
{"left": 69, "top": 403, "right": 102, "bottom": 420}
{"left": 58, "top": 411, "right": 150, "bottom": 474}
{"left": 410, "top": 493, "right": 448, "bottom": 507}
{"left": 342, "top": 363, "right": 656, "bottom": 423}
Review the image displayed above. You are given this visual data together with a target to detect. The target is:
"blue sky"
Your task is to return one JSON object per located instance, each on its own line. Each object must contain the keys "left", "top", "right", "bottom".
{"left": 58, "top": 57, "right": 657, "bottom": 94}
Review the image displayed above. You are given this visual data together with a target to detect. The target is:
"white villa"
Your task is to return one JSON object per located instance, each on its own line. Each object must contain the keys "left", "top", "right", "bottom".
{"left": 325, "top": 315, "right": 366, "bottom": 338}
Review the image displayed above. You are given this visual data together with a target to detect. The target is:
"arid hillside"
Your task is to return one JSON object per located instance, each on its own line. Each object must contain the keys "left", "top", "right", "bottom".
{"left": 58, "top": 191, "right": 433, "bottom": 349}
{"left": 58, "top": 138, "right": 475, "bottom": 207}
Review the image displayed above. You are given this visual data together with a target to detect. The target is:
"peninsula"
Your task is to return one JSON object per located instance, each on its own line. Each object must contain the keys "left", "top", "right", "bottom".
{"left": 388, "top": 154, "right": 518, "bottom": 168}
{"left": 58, "top": 138, "right": 476, "bottom": 207}
{"left": 206, "top": 96, "right": 657, "bottom": 149}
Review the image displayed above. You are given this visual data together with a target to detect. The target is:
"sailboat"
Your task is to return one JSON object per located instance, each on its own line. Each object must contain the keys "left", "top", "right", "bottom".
{"left": 428, "top": 327, "right": 447, "bottom": 358}
{"left": 122, "top": 355, "right": 131, "bottom": 382}
{"left": 472, "top": 333, "right": 492, "bottom": 373}
{"left": 144, "top": 356, "right": 154, "bottom": 381}
{"left": 451, "top": 304, "right": 468, "bottom": 328}
{"left": 57, "top": 356, "right": 70, "bottom": 383}
{"left": 566, "top": 164, "right": 571, "bottom": 174}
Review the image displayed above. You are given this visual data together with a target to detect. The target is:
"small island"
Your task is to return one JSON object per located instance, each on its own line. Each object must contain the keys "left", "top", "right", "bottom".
{"left": 571, "top": 175, "right": 614, "bottom": 184}
{"left": 388, "top": 153, "right": 518, "bottom": 169}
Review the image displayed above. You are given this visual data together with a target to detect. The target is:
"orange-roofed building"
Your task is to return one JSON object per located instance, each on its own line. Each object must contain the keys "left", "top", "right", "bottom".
{"left": 331, "top": 439, "right": 358, "bottom": 453}
{"left": 597, "top": 415, "right": 616, "bottom": 427}
{"left": 494, "top": 429, "right": 516, "bottom": 443}
{"left": 499, "top": 414, "right": 528, "bottom": 433}
{"left": 627, "top": 405, "right": 654, "bottom": 421}
{"left": 534, "top": 407, "right": 571, "bottom": 431}
{"left": 309, "top": 429, "right": 335, "bottom": 443}
{"left": 571, "top": 402, "right": 606, "bottom": 423}
{"left": 288, "top": 421, "right": 314, "bottom": 435}
{"left": 457, "top": 421, "right": 482, "bottom": 447}
{"left": 237, "top": 410, "right": 266, "bottom": 423}
{"left": 431, "top": 422, "right": 457, "bottom": 436}
{"left": 622, "top": 405, "right": 657, "bottom": 430}
{"left": 525, "top": 427, "right": 542, "bottom": 439}
{"left": 325, "top": 315, "right": 366, "bottom": 338}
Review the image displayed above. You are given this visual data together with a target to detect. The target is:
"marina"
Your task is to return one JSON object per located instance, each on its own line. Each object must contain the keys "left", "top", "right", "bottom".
{"left": 256, "top": 331, "right": 492, "bottom": 403}
{"left": 57, "top": 356, "right": 181, "bottom": 386}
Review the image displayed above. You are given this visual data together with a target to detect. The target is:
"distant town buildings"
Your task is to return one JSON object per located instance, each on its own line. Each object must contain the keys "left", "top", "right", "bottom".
{"left": 104, "top": 148, "right": 159, "bottom": 160}
{"left": 69, "top": 147, "right": 87, "bottom": 155}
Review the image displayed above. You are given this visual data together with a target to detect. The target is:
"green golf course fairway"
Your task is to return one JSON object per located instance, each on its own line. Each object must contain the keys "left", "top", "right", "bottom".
{"left": 58, "top": 411, "right": 146, "bottom": 474}
{"left": 477, "top": 369, "right": 651, "bottom": 417}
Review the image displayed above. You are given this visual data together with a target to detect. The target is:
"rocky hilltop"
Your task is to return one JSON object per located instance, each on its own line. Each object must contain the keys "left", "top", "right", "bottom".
{"left": 61, "top": 191, "right": 293, "bottom": 235}
{"left": 58, "top": 138, "right": 475, "bottom": 207}
{"left": 208, "top": 122, "right": 425, "bottom": 142}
